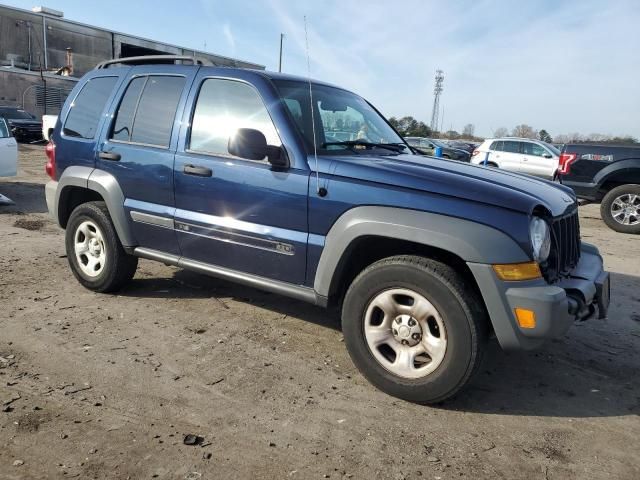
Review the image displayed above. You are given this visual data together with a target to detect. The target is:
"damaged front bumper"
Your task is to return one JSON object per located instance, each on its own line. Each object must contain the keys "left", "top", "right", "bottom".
{"left": 468, "top": 242, "right": 610, "bottom": 351}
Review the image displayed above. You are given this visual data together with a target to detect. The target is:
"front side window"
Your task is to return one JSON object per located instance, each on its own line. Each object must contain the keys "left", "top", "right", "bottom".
{"left": 275, "top": 80, "right": 406, "bottom": 154}
{"left": 190, "top": 79, "right": 281, "bottom": 157}
{"left": 110, "top": 75, "right": 185, "bottom": 148}
{"left": 63, "top": 76, "right": 117, "bottom": 139}
{"left": 523, "top": 142, "right": 548, "bottom": 157}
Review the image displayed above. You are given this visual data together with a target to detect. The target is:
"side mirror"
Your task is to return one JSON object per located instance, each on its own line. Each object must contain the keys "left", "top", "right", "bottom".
{"left": 543, "top": 153, "right": 552, "bottom": 158}
{"left": 228, "top": 128, "right": 268, "bottom": 161}
{"left": 228, "top": 128, "right": 289, "bottom": 169}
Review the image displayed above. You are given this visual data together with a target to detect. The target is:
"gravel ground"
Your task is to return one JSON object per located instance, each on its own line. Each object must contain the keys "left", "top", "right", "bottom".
{"left": 1, "top": 145, "right": 638, "bottom": 480}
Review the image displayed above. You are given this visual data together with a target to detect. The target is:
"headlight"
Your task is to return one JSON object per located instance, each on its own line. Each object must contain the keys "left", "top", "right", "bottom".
{"left": 529, "top": 217, "right": 551, "bottom": 263}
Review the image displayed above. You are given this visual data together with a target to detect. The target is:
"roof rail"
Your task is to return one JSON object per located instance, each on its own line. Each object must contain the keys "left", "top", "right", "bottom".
{"left": 95, "top": 55, "right": 213, "bottom": 70}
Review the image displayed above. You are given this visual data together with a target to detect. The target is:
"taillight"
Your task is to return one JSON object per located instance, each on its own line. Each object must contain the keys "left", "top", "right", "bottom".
{"left": 45, "top": 140, "right": 56, "bottom": 180}
{"left": 558, "top": 152, "right": 577, "bottom": 175}
{"left": 472, "top": 149, "right": 479, "bottom": 157}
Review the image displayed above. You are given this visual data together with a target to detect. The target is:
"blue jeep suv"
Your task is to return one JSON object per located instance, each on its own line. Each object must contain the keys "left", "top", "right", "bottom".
{"left": 44, "top": 56, "right": 610, "bottom": 403}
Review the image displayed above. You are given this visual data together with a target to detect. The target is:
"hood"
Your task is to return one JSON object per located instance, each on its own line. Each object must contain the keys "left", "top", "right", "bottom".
{"left": 7, "top": 118, "right": 41, "bottom": 126}
{"left": 323, "top": 153, "right": 577, "bottom": 217}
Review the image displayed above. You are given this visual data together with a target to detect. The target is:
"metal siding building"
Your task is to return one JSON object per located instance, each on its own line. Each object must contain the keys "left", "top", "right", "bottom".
{"left": 0, "top": 4, "right": 264, "bottom": 117}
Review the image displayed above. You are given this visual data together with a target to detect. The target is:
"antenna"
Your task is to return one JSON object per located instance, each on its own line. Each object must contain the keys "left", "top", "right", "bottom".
{"left": 304, "top": 16, "right": 325, "bottom": 197}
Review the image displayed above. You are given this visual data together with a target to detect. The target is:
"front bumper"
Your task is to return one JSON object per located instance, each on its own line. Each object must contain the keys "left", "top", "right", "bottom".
{"left": 468, "top": 242, "right": 609, "bottom": 350}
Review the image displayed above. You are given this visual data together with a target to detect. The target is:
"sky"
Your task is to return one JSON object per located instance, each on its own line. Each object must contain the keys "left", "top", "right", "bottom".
{"left": 6, "top": 0, "right": 640, "bottom": 138}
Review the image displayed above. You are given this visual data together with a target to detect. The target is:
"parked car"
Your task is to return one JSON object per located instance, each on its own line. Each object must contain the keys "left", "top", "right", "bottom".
{"left": 445, "top": 140, "right": 475, "bottom": 154}
{"left": 471, "top": 138, "right": 560, "bottom": 180}
{"left": 558, "top": 143, "right": 640, "bottom": 234}
{"left": 0, "top": 106, "right": 43, "bottom": 143}
{"left": 0, "top": 117, "right": 18, "bottom": 177}
{"left": 42, "top": 114, "right": 58, "bottom": 142}
{"left": 405, "top": 137, "right": 470, "bottom": 161}
{"left": 45, "top": 56, "right": 609, "bottom": 404}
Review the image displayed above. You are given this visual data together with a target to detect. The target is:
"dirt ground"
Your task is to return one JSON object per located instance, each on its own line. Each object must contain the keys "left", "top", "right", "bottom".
{"left": 0, "top": 145, "right": 638, "bottom": 480}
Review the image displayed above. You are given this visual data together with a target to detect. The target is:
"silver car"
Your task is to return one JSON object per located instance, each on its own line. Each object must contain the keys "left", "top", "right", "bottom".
{"left": 471, "top": 137, "right": 560, "bottom": 179}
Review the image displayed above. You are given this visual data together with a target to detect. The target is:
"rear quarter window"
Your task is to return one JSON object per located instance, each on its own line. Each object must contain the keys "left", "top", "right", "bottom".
{"left": 63, "top": 76, "right": 118, "bottom": 139}
{"left": 490, "top": 140, "right": 503, "bottom": 151}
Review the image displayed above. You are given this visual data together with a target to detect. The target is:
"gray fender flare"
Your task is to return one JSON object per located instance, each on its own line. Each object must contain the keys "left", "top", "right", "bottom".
{"left": 313, "top": 206, "right": 530, "bottom": 297}
{"left": 55, "top": 167, "right": 137, "bottom": 247}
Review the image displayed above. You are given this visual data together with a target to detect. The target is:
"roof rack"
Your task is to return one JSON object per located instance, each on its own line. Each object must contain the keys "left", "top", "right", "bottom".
{"left": 95, "top": 55, "right": 213, "bottom": 70}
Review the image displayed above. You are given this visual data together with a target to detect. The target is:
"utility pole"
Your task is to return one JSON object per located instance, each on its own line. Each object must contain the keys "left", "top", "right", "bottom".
{"left": 278, "top": 33, "right": 284, "bottom": 72}
{"left": 430, "top": 69, "right": 444, "bottom": 133}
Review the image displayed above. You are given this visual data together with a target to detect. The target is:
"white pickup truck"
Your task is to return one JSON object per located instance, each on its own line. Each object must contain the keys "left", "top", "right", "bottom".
{"left": 42, "top": 114, "right": 58, "bottom": 142}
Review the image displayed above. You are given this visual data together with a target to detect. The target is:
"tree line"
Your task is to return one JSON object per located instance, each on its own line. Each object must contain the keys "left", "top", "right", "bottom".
{"left": 387, "top": 116, "right": 638, "bottom": 145}
{"left": 493, "top": 125, "right": 638, "bottom": 145}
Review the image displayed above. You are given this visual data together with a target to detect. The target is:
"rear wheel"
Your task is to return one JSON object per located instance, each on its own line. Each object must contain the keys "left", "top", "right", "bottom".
{"left": 65, "top": 201, "right": 138, "bottom": 292}
{"left": 601, "top": 184, "right": 640, "bottom": 234}
{"left": 341, "top": 255, "right": 488, "bottom": 404}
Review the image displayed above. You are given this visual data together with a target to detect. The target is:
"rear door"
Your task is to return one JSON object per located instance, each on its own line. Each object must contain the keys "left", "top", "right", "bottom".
{"left": 492, "top": 140, "right": 522, "bottom": 172}
{"left": 521, "top": 141, "right": 556, "bottom": 178}
{"left": 97, "top": 66, "right": 197, "bottom": 255}
{"left": 0, "top": 118, "right": 17, "bottom": 177}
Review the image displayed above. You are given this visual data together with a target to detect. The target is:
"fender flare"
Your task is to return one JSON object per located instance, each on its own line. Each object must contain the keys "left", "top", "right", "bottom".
{"left": 313, "top": 206, "right": 530, "bottom": 297}
{"left": 594, "top": 158, "right": 640, "bottom": 189}
{"left": 55, "top": 167, "right": 137, "bottom": 247}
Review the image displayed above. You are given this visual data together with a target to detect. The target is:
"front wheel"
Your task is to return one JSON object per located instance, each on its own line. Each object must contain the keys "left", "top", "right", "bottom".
{"left": 600, "top": 184, "right": 640, "bottom": 234}
{"left": 65, "top": 201, "right": 138, "bottom": 292}
{"left": 341, "top": 255, "right": 488, "bottom": 404}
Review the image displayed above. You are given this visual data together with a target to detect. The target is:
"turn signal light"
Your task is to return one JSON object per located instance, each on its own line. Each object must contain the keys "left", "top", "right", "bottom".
{"left": 492, "top": 262, "right": 542, "bottom": 281}
{"left": 515, "top": 308, "right": 536, "bottom": 329}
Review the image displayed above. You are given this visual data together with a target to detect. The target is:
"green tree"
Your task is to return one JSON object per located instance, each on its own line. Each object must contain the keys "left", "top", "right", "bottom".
{"left": 538, "top": 129, "right": 553, "bottom": 143}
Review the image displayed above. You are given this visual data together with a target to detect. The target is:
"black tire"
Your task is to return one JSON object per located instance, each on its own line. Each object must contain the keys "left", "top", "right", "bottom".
{"left": 600, "top": 184, "right": 640, "bottom": 234}
{"left": 65, "top": 201, "right": 138, "bottom": 292}
{"left": 341, "top": 255, "right": 488, "bottom": 404}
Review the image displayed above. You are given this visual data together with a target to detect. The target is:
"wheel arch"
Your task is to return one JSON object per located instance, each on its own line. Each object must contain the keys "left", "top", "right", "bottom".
{"left": 314, "top": 206, "right": 530, "bottom": 303}
{"left": 55, "top": 167, "right": 137, "bottom": 247}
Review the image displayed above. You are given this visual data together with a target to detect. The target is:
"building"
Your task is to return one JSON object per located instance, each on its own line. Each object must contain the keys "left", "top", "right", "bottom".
{"left": 0, "top": 4, "right": 264, "bottom": 118}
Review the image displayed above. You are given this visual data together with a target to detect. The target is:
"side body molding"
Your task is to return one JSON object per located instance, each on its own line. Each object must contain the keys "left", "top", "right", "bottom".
{"left": 313, "top": 206, "right": 530, "bottom": 297}
{"left": 55, "top": 167, "right": 137, "bottom": 247}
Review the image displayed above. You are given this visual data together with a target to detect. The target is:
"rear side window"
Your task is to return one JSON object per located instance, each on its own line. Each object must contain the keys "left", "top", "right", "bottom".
{"left": 0, "top": 119, "right": 9, "bottom": 138}
{"left": 63, "top": 76, "right": 117, "bottom": 139}
{"left": 189, "top": 78, "right": 281, "bottom": 157}
{"left": 490, "top": 140, "right": 503, "bottom": 151}
{"left": 503, "top": 141, "right": 520, "bottom": 153}
{"left": 110, "top": 75, "right": 185, "bottom": 148}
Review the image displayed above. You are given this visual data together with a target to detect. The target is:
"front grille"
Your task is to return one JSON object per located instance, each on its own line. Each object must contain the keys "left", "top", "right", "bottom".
{"left": 543, "top": 209, "right": 581, "bottom": 283}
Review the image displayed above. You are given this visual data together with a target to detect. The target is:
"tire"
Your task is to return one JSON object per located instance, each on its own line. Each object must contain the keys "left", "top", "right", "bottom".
{"left": 65, "top": 201, "right": 138, "bottom": 292}
{"left": 341, "top": 255, "right": 488, "bottom": 404}
{"left": 600, "top": 184, "right": 640, "bottom": 234}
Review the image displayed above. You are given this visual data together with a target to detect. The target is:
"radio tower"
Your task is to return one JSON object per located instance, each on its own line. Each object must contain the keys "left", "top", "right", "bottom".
{"left": 430, "top": 70, "right": 444, "bottom": 133}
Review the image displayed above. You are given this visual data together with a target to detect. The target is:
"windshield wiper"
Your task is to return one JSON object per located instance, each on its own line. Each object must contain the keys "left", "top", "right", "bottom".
{"left": 322, "top": 141, "right": 407, "bottom": 153}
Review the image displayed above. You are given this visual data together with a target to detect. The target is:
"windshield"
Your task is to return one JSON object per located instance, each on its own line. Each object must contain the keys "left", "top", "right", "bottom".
{"left": 274, "top": 80, "right": 406, "bottom": 154}
{"left": 0, "top": 108, "right": 35, "bottom": 120}
{"left": 544, "top": 142, "right": 561, "bottom": 156}
{"left": 429, "top": 138, "right": 447, "bottom": 148}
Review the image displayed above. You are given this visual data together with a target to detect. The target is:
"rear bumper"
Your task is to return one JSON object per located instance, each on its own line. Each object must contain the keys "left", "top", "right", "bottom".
{"left": 468, "top": 242, "right": 609, "bottom": 351}
{"left": 45, "top": 180, "right": 58, "bottom": 224}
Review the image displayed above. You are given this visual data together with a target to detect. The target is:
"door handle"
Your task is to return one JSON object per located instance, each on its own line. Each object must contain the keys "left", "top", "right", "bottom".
{"left": 183, "top": 164, "right": 212, "bottom": 177}
{"left": 98, "top": 151, "right": 121, "bottom": 161}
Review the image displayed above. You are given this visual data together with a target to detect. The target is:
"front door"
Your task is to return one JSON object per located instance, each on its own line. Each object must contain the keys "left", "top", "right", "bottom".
{"left": 97, "top": 67, "right": 195, "bottom": 255}
{"left": 173, "top": 75, "right": 309, "bottom": 285}
{"left": 521, "top": 141, "right": 556, "bottom": 178}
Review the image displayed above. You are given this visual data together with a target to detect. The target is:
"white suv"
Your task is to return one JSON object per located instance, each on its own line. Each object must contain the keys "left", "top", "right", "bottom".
{"left": 471, "top": 138, "right": 560, "bottom": 180}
